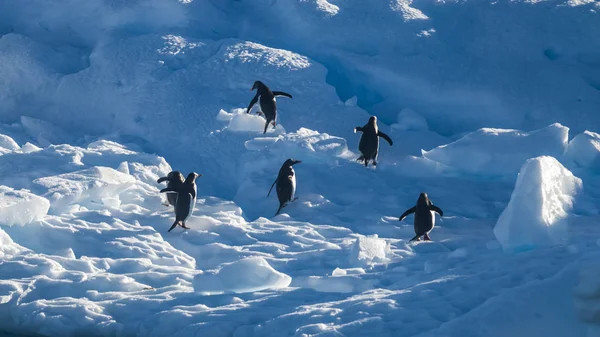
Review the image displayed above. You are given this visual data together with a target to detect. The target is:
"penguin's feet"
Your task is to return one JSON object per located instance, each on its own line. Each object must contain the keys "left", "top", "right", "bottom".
{"left": 292, "top": 197, "right": 299, "bottom": 202}
{"left": 161, "top": 202, "right": 170, "bottom": 207}
{"left": 424, "top": 234, "right": 431, "bottom": 241}
{"left": 372, "top": 161, "right": 378, "bottom": 166}
{"left": 181, "top": 224, "right": 190, "bottom": 230}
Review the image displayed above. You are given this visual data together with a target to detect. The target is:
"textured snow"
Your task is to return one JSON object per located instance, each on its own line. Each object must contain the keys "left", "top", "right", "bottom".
{"left": 494, "top": 156, "right": 583, "bottom": 251}
{"left": 0, "top": 0, "right": 600, "bottom": 336}
{"left": 422, "top": 123, "right": 570, "bottom": 177}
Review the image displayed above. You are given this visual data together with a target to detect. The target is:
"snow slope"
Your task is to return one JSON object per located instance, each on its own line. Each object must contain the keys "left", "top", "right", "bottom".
{"left": 0, "top": 0, "right": 600, "bottom": 336}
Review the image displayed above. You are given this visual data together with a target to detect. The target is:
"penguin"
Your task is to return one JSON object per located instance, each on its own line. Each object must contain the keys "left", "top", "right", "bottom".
{"left": 246, "top": 80, "right": 292, "bottom": 134}
{"left": 157, "top": 171, "right": 185, "bottom": 207}
{"left": 160, "top": 172, "right": 201, "bottom": 232}
{"left": 354, "top": 116, "right": 393, "bottom": 167}
{"left": 267, "top": 158, "right": 302, "bottom": 216}
{"left": 398, "top": 192, "right": 444, "bottom": 241}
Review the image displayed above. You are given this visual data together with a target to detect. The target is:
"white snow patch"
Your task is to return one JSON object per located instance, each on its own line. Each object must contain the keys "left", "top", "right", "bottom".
{"left": 217, "top": 108, "right": 286, "bottom": 134}
{"left": 33, "top": 166, "right": 137, "bottom": 213}
{"left": 423, "top": 123, "right": 569, "bottom": 176}
{"left": 350, "top": 235, "right": 392, "bottom": 266}
{"left": 193, "top": 257, "right": 291, "bottom": 294}
{"left": 565, "top": 131, "right": 600, "bottom": 170}
{"left": 494, "top": 156, "right": 582, "bottom": 251}
{"left": 0, "top": 186, "right": 49, "bottom": 227}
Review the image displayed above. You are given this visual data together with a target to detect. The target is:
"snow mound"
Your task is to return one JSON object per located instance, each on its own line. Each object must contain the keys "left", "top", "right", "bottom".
{"left": 33, "top": 166, "right": 137, "bottom": 213}
{"left": 217, "top": 108, "right": 286, "bottom": 134}
{"left": 0, "top": 134, "right": 20, "bottom": 154}
{"left": 422, "top": 123, "right": 569, "bottom": 177}
{"left": 245, "top": 128, "right": 352, "bottom": 165}
{"left": 565, "top": 131, "right": 600, "bottom": 171}
{"left": 350, "top": 235, "right": 392, "bottom": 266}
{"left": 0, "top": 186, "right": 49, "bottom": 227}
{"left": 193, "top": 257, "right": 292, "bottom": 294}
{"left": 494, "top": 156, "right": 583, "bottom": 251}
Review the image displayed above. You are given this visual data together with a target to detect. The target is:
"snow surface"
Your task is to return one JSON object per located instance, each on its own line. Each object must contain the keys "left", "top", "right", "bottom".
{"left": 1, "top": 0, "right": 600, "bottom": 336}
{"left": 494, "top": 156, "right": 583, "bottom": 251}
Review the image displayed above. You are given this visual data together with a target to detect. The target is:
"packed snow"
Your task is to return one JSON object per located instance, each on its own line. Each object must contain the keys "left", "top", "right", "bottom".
{"left": 1, "top": 0, "right": 600, "bottom": 336}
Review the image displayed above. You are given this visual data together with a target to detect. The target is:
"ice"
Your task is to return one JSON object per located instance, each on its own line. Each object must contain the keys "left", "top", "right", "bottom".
{"left": 0, "top": 186, "right": 49, "bottom": 227}
{"left": 565, "top": 131, "right": 600, "bottom": 171}
{"left": 192, "top": 257, "right": 292, "bottom": 295}
{"left": 422, "top": 123, "right": 569, "bottom": 177}
{"left": 1, "top": 0, "right": 600, "bottom": 335}
{"left": 350, "top": 235, "right": 392, "bottom": 267}
{"left": 33, "top": 167, "right": 137, "bottom": 213}
{"left": 494, "top": 156, "right": 583, "bottom": 251}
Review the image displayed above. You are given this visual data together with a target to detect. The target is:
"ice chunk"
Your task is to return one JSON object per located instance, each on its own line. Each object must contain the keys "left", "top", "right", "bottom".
{"left": 0, "top": 186, "right": 50, "bottom": 227}
{"left": 350, "top": 235, "right": 392, "bottom": 266}
{"left": 217, "top": 109, "right": 286, "bottom": 134}
{"left": 193, "top": 257, "right": 291, "bottom": 294}
{"left": 33, "top": 166, "right": 137, "bottom": 212}
{"left": 0, "top": 134, "right": 20, "bottom": 154}
{"left": 422, "top": 123, "right": 569, "bottom": 176}
{"left": 565, "top": 131, "right": 600, "bottom": 170}
{"left": 493, "top": 156, "right": 582, "bottom": 251}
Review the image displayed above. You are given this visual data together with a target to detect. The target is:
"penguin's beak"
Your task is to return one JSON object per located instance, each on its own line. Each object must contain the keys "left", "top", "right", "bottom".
{"left": 294, "top": 160, "right": 302, "bottom": 165}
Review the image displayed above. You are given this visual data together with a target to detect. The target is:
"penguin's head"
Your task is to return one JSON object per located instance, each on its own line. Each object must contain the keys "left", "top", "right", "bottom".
{"left": 418, "top": 192, "right": 429, "bottom": 203}
{"left": 368, "top": 116, "right": 377, "bottom": 125}
{"left": 284, "top": 158, "right": 302, "bottom": 167}
{"left": 251, "top": 81, "right": 265, "bottom": 92}
{"left": 185, "top": 172, "right": 202, "bottom": 183}
{"left": 168, "top": 171, "right": 185, "bottom": 182}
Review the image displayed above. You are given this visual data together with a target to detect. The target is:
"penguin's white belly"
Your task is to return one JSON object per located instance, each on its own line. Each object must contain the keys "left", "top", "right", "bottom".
{"left": 290, "top": 174, "right": 296, "bottom": 201}
{"left": 428, "top": 210, "right": 436, "bottom": 233}
{"left": 184, "top": 186, "right": 197, "bottom": 222}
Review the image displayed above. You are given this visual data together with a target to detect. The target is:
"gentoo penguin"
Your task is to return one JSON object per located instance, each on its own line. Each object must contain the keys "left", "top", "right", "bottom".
{"left": 267, "top": 158, "right": 302, "bottom": 216}
{"left": 157, "top": 171, "right": 185, "bottom": 206}
{"left": 398, "top": 192, "right": 444, "bottom": 241}
{"left": 160, "top": 172, "right": 201, "bottom": 232}
{"left": 354, "top": 116, "right": 393, "bottom": 167}
{"left": 246, "top": 80, "right": 292, "bottom": 134}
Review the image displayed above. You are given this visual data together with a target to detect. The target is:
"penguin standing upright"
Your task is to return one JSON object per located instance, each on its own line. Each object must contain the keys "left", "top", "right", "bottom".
{"left": 157, "top": 171, "right": 185, "bottom": 206}
{"left": 399, "top": 192, "right": 444, "bottom": 241}
{"left": 160, "top": 172, "right": 201, "bottom": 232}
{"left": 354, "top": 116, "right": 393, "bottom": 167}
{"left": 246, "top": 80, "right": 292, "bottom": 134}
{"left": 267, "top": 158, "right": 302, "bottom": 216}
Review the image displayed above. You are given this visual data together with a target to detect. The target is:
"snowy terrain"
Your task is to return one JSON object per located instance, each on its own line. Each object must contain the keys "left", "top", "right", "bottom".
{"left": 1, "top": 0, "right": 600, "bottom": 336}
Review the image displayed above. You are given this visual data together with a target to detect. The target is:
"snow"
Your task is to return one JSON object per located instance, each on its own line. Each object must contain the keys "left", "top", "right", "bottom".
{"left": 1, "top": 0, "right": 600, "bottom": 336}
{"left": 193, "top": 257, "right": 292, "bottom": 295}
{"left": 422, "top": 123, "right": 570, "bottom": 177}
{"left": 0, "top": 186, "right": 50, "bottom": 227}
{"left": 566, "top": 131, "right": 600, "bottom": 171}
{"left": 494, "top": 156, "right": 583, "bottom": 251}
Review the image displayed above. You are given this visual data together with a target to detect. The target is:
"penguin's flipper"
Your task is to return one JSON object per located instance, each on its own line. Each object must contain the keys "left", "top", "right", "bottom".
{"left": 168, "top": 221, "right": 180, "bottom": 232}
{"left": 267, "top": 179, "right": 277, "bottom": 197}
{"left": 354, "top": 126, "right": 364, "bottom": 133}
{"left": 377, "top": 131, "right": 393, "bottom": 146}
{"left": 399, "top": 206, "right": 416, "bottom": 222}
{"left": 160, "top": 187, "right": 178, "bottom": 194}
{"left": 272, "top": 91, "right": 292, "bottom": 99}
{"left": 157, "top": 176, "right": 169, "bottom": 184}
{"left": 430, "top": 205, "right": 443, "bottom": 216}
{"left": 246, "top": 94, "right": 259, "bottom": 114}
